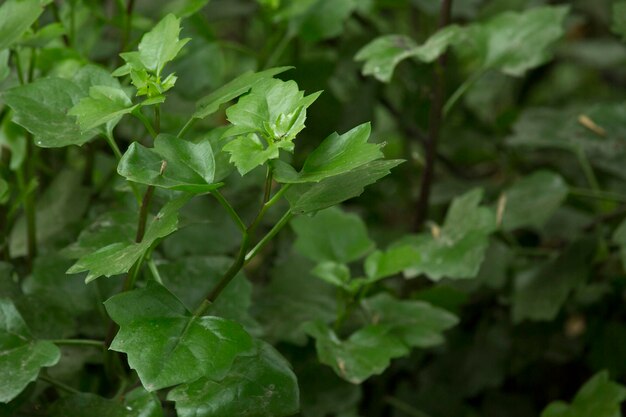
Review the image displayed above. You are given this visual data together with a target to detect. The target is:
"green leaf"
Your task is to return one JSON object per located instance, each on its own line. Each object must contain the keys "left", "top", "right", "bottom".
{"left": 136, "top": 14, "right": 190, "bottom": 76}
{"left": 192, "top": 67, "right": 292, "bottom": 120}
{"left": 507, "top": 104, "right": 626, "bottom": 180}
{"left": 67, "top": 196, "right": 190, "bottom": 282}
{"left": 285, "top": 159, "right": 403, "bottom": 214}
{"left": 63, "top": 211, "right": 136, "bottom": 259}
{"left": 163, "top": 0, "right": 212, "bottom": 18}
{"left": 311, "top": 262, "right": 352, "bottom": 288}
{"left": 457, "top": 6, "right": 569, "bottom": 76}
{"left": 104, "top": 283, "right": 254, "bottom": 391}
{"left": 0, "top": 0, "right": 46, "bottom": 50}
{"left": 541, "top": 371, "right": 626, "bottom": 417}
{"left": 2, "top": 78, "right": 94, "bottom": 148}
{"left": 512, "top": 239, "right": 596, "bottom": 323}
{"left": 23, "top": 255, "right": 94, "bottom": 314}
{"left": 0, "top": 298, "right": 60, "bottom": 403}
{"left": 363, "top": 293, "right": 458, "bottom": 348}
{"left": 274, "top": 123, "right": 384, "bottom": 183}
{"left": 223, "top": 133, "right": 293, "bottom": 176}
{"left": 356, "top": 6, "right": 568, "bottom": 82}
{"left": 118, "top": 134, "right": 221, "bottom": 193}
{"left": 275, "top": 0, "right": 357, "bottom": 42}
{"left": 613, "top": 219, "right": 626, "bottom": 271}
{"left": 225, "top": 78, "right": 321, "bottom": 143}
{"left": 304, "top": 321, "right": 409, "bottom": 384}
{"left": 612, "top": 1, "right": 626, "bottom": 41}
{"left": 167, "top": 340, "right": 299, "bottom": 417}
{"left": 355, "top": 26, "right": 461, "bottom": 83}
{"left": 291, "top": 207, "right": 374, "bottom": 263}
{"left": 158, "top": 256, "right": 257, "bottom": 329}
{"left": 0, "top": 49, "right": 10, "bottom": 82}
{"left": 501, "top": 170, "right": 569, "bottom": 231}
{"left": 49, "top": 389, "right": 163, "bottom": 417}
{"left": 68, "top": 85, "right": 137, "bottom": 132}
{"left": 365, "top": 189, "right": 496, "bottom": 281}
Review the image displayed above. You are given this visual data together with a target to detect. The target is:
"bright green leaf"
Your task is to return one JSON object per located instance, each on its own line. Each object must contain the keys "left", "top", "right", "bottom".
{"left": 0, "top": 299, "right": 60, "bottom": 403}
{"left": 225, "top": 78, "right": 321, "bottom": 143}
{"left": 291, "top": 207, "right": 374, "bottom": 263}
{"left": 168, "top": 340, "right": 299, "bottom": 417}
{"left": 104, "top": 283, "right": 254, "bottom": 391}
{"left": 222, "top": 134, "right": 292, "bottom": 176}
{"left": 67, "top": 196, "right": 190, "bottom": 282}
{"left": 541, "top": 371, "right": 626, "bottom": 417}
{"left": 68, "top": 85, "right": 137, "bottom": 132}
{"left": 192, "top": 67, "right": 292, "bottom": 120}
{"left": 274, "top": 123, "right": 384, "bottom": 183}
{"left": 118, "top": 134, "right": 221, "bottom": 193}
{"left": 285, "top": 159, "right": 403, "bottom": 214}
{"left": 137, "top": 14, "right": 190, "bottom": 76}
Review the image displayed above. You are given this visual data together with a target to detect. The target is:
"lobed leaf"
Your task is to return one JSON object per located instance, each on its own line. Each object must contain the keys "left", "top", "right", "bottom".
{"left": 67, "top": 196, "right": 190, "bottom": 282}
{"left": 118, "top": 134, "right": 221, "bottom": 193}
{"left": 168, "top": 340, "right": 299, "bottom": 417}
{"left": 0, "top": 299, "right": 60, "bottom": 403}
{"left": 541, "top": 371, "right": 626, "bottom": 417}
{"left": 104, "top": 283, "right": 254, "bottom": 391}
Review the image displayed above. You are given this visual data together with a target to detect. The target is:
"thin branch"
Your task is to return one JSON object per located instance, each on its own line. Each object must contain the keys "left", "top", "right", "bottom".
{"left": 413, "top": 0, "right": 454, "bottom": 230}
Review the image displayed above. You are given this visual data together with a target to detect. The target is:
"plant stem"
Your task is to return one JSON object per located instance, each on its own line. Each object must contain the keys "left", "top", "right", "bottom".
{"left": 104, "top": 131, "right": 142, "bottom": 203}
{"left": 147, "top": 257, "right": 164, "bottom": 284}
{"left": 211, "top": 190, "right": 246, "bottom": 233}
{"left": 51, "top": 339, "right": 104, "bottom": 348}
{"left": 413, "top": 0, "right": 453, "bottom": 230}
{"left": 245, "top": 210, "right": 293, "bottom": 263}
{"left": 443, "top": 69, "right": 484, "bottom": 117}
{"left": 135, "top": 186, "right": 154, "bottom": 242}
{"left": 154, "top": 105, "right": 161, "bottom": 134}
{"left": 39, "top": 375, "right": 81, "bottom": 395}
{"left": 575, "top": 147, "right": 601, "bottom": 193}
{"left": 133, "top": 110, "right": 157, "bottom": 138}
{"left": 177, "top": 118, "right": 196, "bottom": 139}
{"left": 195, "top": 182, "right": 291, "bottom": 316}
{"left": 23, "top": 142, "right": 37, "bottom": 267}
{"left": 104, "top": 131, "right": 123, "bottom": 160}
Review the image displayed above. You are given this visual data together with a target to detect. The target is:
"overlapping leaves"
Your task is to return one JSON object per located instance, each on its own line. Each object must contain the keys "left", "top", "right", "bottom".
{"left": 104, "top": 283, "right": 254, "bottom": 391}
{"left": 0, "top": 299, "right": 60, "bottom": 403}
{"left": 356, "top": 6, "right": 569, "bottom": 82}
